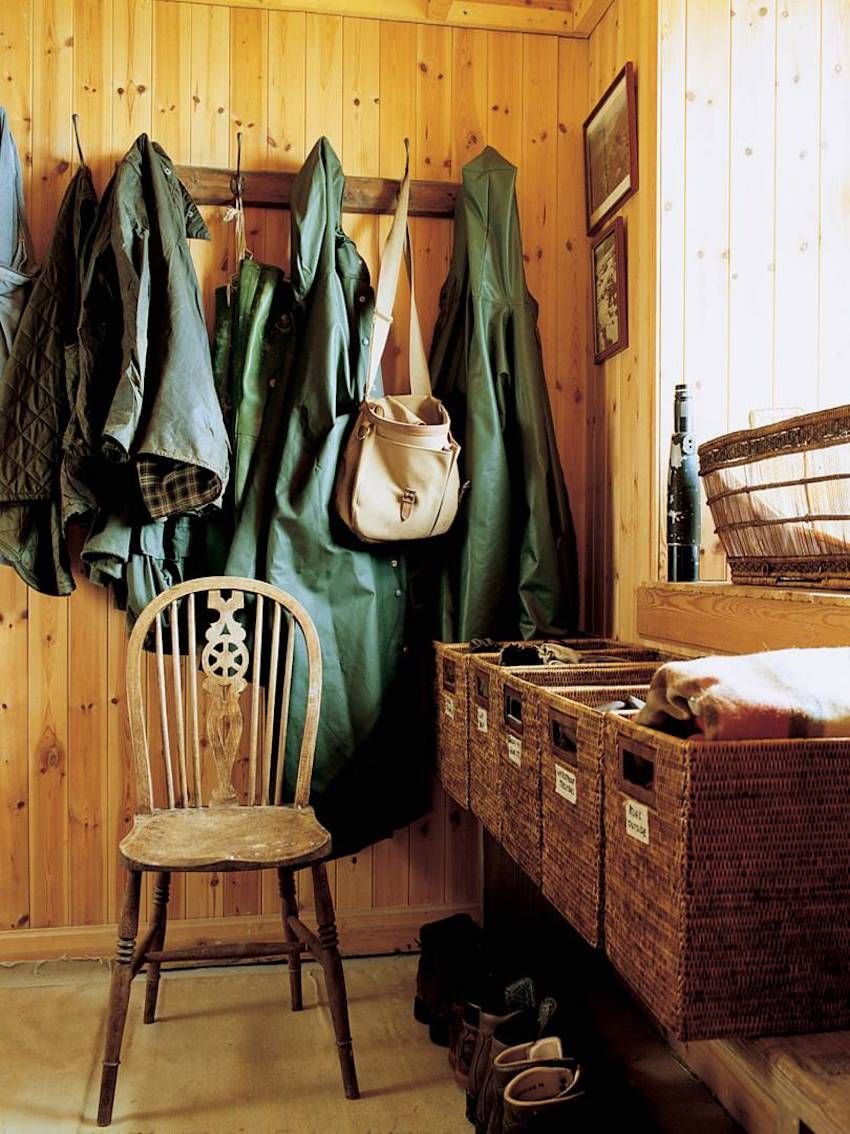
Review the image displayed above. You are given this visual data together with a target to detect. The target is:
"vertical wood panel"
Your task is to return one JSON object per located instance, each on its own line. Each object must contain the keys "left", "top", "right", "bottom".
{"left": 31, "top": 0, "right": 73, "bottom": 260}
{"left": 28, "top": 594, "right": 69, "bottom": 927}
{"left": 773, "top": 0, "right": 821, "bottom": 411}
{"left": 153, "top": 0, "right": 192, "bottom": 164}
{"left": 0, "top": 3, "right": 34, "bottom": 209}
{"left": 112, "top": 0, "right": 153, "bottom": 154}
{"left": 0, "top": 574, "right": 29, "bottom": 930}
{"left": 106, "top": 600, "right": 133, "bottom": 923}
{"left": 304, "top": 12, "right": 343, "bottom": 155}
{"left": 266, "top": 9, "right": 305, "bottom": 271}
{"left": 727, "top": 0, "right": 777, "bottom": 430}
{"left": 487, "top": 31, "right": 523, "bottom": 165}
{"left": 818, "top": 0, "right": 850, "bottom": 410}
{"left": 451, "top": 28, "right": 487, "bottom": 172}
{"left": 73, "top": 0, "right": 113, "bottom": 195}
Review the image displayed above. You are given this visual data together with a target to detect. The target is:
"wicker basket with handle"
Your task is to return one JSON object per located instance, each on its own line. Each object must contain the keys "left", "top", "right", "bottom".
{"left": 699, "top": 404, "right": 850, "bottom": 588}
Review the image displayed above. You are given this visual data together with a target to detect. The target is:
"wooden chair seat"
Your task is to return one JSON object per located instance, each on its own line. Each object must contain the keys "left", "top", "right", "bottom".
{"left": 119, "top": 805, "right": 332, "bottom": 872}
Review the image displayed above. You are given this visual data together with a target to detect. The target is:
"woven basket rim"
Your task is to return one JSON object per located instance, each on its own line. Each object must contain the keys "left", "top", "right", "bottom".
{"left": 698, "top": 403, "right": 850, "bottom": 472}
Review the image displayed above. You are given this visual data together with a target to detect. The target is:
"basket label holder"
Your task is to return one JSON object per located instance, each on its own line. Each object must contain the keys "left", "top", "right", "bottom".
{"left": 444, "top": 695, "right": 455, "bottom": 719}
{"left": 554, "top": 764, "right": 578, "bottom": 804}
{"left": 625, "top": 798, "right": 650, "bottom": 845}
{"left": 618, "top": 734, "right": 656, "bottom": 846}
{"left": 474, "top": 670, "right": 490, "bottom": 734}
{"left": 504, "top": 683, "right": 524, "bottom": 767}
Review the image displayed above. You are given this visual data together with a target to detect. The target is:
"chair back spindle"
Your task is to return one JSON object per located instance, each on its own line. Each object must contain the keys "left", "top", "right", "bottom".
{"left": 125, "top": 578, "right": 322, "bottom": 814}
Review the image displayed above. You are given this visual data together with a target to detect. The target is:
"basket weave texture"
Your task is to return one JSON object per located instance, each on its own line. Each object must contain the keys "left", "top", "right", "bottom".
{"left": 604, "top": 714, "right": 850, "bottom": 1041}
{"left": 699, "top": 403, "right": 850, "bottom": 587}
{"left": 537, "top": 685, "right": 649, "bottom": 948}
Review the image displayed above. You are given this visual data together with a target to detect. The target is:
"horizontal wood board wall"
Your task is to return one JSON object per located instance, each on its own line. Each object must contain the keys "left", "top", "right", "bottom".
{"left": 658, "top": 0, "right": 850, "bottom": 581}
{"left": 0, "top": 0, "right": 594, "bottom": 958}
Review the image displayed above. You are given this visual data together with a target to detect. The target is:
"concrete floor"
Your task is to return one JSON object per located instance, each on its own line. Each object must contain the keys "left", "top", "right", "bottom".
{"left": 0, "top": 954, "right": 469, "bottom": 1134}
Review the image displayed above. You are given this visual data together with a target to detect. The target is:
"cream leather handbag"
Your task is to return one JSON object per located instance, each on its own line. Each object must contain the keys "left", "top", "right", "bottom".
{"left": 334, "top": 145, "right": 461, "bottom": 544}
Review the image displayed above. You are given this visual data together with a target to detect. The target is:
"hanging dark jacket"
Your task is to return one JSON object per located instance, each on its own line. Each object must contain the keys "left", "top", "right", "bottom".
{"left": 65, "top": 135, "right": 229, "bottom": 618}
{"left": 429, "top": 146, "right": 579, "bottom": 640}
{"left": 0, "top": 164, "right": 97, "bottom": 594}
{"left": 223, "top": 137, "right": 429, "bottom": 855}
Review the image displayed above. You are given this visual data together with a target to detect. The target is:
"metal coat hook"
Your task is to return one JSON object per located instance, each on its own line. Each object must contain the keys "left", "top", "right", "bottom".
{"left": 71, "top": 112, "right": 86, "bottom": 166}
{"left": 230, "top": 131, "right": 244, "bottom": 202}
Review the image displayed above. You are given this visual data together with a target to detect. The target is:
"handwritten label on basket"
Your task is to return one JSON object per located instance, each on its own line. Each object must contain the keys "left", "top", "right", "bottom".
{"left": 625, "top": 799, "right": 650, "bottom": 845}
{"left": 554, "top": 763, "right": 577, "bottom": 805}
{"left": 476, "top": 706, "right": 488, "bottom": 733}
{"left": 506, "top": 735, "right": 522, "bottom": 767}
{"left": 444, "top": 695, "right": 455, "bottom": 719}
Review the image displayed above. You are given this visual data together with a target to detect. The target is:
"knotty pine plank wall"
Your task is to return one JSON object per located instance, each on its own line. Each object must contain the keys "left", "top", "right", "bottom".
{"left": 658, "top": 0, "right": 850, "bottom": 581}
{"left": 0, "top": 1, "right": 592, "bottom": 959}
{"left": 585, "top": 0, "right": 658, "bottom": 640}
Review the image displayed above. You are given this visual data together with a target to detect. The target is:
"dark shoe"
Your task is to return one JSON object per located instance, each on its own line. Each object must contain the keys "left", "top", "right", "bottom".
{"left": 502, "top": 1065, "right": 586, "bottom": 1133}
{"left": 415, "top": 914, "right": 482, "bottom": 1046}
{"left": 464, "top": 1007, "right": 528, "bottom": 1119}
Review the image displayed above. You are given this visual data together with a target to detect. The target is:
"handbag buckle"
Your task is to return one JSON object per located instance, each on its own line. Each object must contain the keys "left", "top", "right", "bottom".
{"left": 400, "top": 488, "right": 417, "bottom": 521}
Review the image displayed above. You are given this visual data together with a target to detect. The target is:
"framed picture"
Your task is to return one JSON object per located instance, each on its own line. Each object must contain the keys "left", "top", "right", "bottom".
{"left": 583, "top": 61, "right": 638, "bottom": 234}
{"left": 591, "top": 217, "right": 628, "bottom": 364}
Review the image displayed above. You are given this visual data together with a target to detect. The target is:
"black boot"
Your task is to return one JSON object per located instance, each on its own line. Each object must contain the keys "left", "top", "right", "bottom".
{"left": 414, "top": 913, "right": 483, "bottom": 1046}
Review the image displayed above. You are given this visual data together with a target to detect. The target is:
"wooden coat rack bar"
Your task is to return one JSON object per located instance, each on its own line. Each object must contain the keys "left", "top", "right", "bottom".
{"left": 174, "top": 164, "right": 460, "bottom": 219}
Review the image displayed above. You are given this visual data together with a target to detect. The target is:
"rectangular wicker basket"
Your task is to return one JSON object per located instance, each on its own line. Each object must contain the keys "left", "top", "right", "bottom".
{"left": 699, "top": 404, "right": 850, "bottom": 588}
{"left": 604, "top": 714, "right": 850, "bottom": 1040}
{"left": 433, "top": 638, "right": 616, "bottom": 809}
{"left": 468, "top": 654, "right": 668, "bottom": 842}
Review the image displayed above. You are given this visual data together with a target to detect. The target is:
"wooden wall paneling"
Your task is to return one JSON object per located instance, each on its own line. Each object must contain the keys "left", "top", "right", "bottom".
{"left": 773, "top": 0, "right": 821, "bottom": 411}
{"left": 266, "top": 9, "right": 306, "bottom": 269}
{"left": 727, "top": 0, "right": 777, "bottom": 431}
{"left": 657, "top": 0, "right": 687, "bottom": 582}
{"left": 73, "top": 0, "right": 113, "bottom": 196}
{"left": 144, "top": 650, "right": 186, "bottom": 919}
{"left": 105, "top": 600, "right": 134, "bottom": 924}
{"left": 0, "top": 2, "right": 33, "bottom": 210}
{"left": 407, "top": 22, "right": 453, "bottom": 910}
{"left": 555, "top": 38, "right": 590, "bottom": 628}
{"left": 27, "top": 593, "right": 69, "bottom": 928}
{"left": 220, "top": 5, "right": 268, "bottom": 922}
{"left": 682, "top": 0, "right": 731, "bottom": 580}
{"left": 334, "top": 15, "right": 380, "bottom": 917}
{"left": 486, "top": 31, "right": 523, "bottom": 166}
{"left": 0, "top": 573, "right": 30, "bottom": 931}
{"left": 112, "top": 0, "right": 153, "bottom": 155}
{"left": 818, "top": 0, "right": 850, "bottom": 410}
{"left": 377, "top": 20, "right": 418, "bottom": 395}
{"left": 67, "top": 561, "right": 109, "bottom": 926}
{"left": 188, "top": 2, "right": 231, "bottom": 332}
{"left": 30, "top": 0, "right": 74, "bottom": 261}
{"left": 153, "top": 0, "right": 192, "bottom": 164}
{"left": 304, "top": 12, "right": 343, "bottom": 156}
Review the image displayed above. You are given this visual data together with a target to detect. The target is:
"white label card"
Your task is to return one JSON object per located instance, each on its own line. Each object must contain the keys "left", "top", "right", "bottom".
{"left": 476, "top": 707, "right": 488, "bottom": 733}
{"left": 625, "top": 798, "right": 650, "bottom": 845}
{"left": 554, "top": 764, "right": 577, "bottom": 805}
{"left": 444, "top": 696, "right": 455, "bottom": 719}
{"left": 506, "top": 735, "right": 522, "bottom": 767}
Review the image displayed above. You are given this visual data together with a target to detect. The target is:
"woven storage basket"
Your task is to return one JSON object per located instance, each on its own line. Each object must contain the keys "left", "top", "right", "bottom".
{"left": 538, "top": 685, "right": 649, "bottom": 949}
{"left": 604, "top": 714, "right": 850, "bottom": 1041}
{"left": 699, "top": 404, "right": 850, "bottom": 588}
{"left": 469, "top": 655, "right": 668, "bottom": 843}
{"left": 433, "top": 638, "right": 617, "bottom": 809}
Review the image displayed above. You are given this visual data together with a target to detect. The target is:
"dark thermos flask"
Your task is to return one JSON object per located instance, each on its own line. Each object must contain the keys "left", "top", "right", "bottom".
{"left": 667, "top": 383, "right": 701, "bottom": 581}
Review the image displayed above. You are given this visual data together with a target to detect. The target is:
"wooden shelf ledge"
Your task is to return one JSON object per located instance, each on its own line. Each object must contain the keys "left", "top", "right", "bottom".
{"left": 637, "top": 581, "right": 850, "bottom": 654}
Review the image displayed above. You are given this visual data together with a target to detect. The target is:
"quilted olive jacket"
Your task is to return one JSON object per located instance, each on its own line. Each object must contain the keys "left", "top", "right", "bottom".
{"left": 0, "top": 165, "right": 97, "bottom": 594}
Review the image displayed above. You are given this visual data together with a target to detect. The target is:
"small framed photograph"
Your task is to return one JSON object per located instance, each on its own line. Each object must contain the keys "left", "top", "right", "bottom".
{"left": 591, "top": 217, "right": 628, "bottom": 364}
{"left": 583, "top": 61, "right": 638, "bottom": 234}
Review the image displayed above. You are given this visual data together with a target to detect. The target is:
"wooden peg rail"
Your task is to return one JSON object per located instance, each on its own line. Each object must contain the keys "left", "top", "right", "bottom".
{"left": 174, "top": 164, "right": 460, "bottom": 219}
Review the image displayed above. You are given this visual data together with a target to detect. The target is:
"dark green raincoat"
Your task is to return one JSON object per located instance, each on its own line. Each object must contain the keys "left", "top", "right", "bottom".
{"left": 220, "top": 138, "right": 429, "bottom": 855}
{"left": 429, "top": 146, "right": 579, "bottom": 640}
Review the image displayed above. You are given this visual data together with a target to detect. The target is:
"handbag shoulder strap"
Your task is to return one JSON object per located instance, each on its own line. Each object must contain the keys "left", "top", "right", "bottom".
{"left": 366, "top": 139, "right": 431, "bottom": 400}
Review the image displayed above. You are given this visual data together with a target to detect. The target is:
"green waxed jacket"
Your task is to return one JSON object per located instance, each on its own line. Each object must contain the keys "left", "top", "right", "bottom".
{"left": 429, "top": 146, "right": 579, "bottom": 641}
{"left": 220, "top": 138, "right": 429, "bottom": 855}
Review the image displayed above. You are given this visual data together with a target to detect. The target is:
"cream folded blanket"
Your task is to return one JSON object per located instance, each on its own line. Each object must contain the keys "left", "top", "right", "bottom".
{"left": 634, "top": 648, "right": 850, "bottom": 740}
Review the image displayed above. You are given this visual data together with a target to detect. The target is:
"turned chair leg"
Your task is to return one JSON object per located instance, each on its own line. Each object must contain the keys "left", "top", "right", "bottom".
{"left": 278, "top": 867, "right": 303, "bottom": 1011}
{"left": 312, "top": 861, "right": 359, "bottom": 1100}
{"left": 143, "top": 871, "right": 171, "bottom": 1024}
{"left": 98, "top": 869, "right": 142, "bottom": 1127}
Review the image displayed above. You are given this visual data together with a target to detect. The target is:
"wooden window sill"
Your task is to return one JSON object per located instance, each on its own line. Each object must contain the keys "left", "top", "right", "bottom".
{"left": 636, "top": 581, "right": 850, "bottom": 654}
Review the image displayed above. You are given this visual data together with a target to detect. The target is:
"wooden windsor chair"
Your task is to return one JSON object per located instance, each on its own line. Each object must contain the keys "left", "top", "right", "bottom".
{"left": 97, "top": 576, "right": 359, "bottom": 1127}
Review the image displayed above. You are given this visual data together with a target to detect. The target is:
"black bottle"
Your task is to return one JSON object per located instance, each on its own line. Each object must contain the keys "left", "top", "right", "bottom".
{"left": 666, "top": 383, "right": 701, "bottom": 581}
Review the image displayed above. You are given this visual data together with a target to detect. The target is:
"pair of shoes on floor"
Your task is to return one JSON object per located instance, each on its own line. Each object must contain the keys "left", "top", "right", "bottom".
{"left": 414, "top": 913, "right": 484, "bottom": 1046}
{"left": 453, "top": 976, "right": 537, "bottom": 1094}
{"left": 470, "top": 1000, "right": 586, "bottom": 1133}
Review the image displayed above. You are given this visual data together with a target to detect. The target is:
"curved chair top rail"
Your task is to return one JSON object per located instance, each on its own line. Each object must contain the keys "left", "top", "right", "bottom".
{"left": 126, "top": 576, "right": 323, "bottom": 814}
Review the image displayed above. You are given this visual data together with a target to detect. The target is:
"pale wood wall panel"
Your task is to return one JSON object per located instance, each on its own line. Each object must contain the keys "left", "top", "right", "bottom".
{"left": 0, "top": 0, "right": 599, "bottom": 956}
